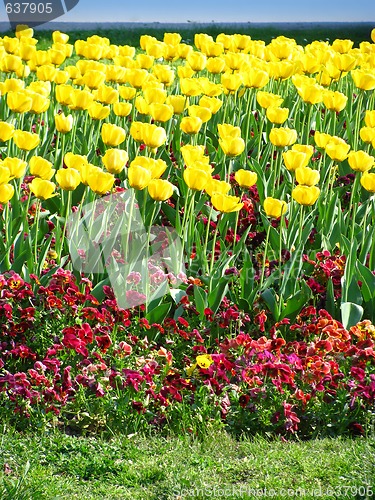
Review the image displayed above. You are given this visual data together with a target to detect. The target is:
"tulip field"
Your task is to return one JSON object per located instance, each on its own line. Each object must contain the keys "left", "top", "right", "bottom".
{"left": 1, "top": 25, "right": 375, "bottom": 439}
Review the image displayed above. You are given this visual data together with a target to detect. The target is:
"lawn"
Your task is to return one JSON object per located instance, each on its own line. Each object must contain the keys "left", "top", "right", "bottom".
{"left": 1, "top": 427, "right": 374, "bottom": 499}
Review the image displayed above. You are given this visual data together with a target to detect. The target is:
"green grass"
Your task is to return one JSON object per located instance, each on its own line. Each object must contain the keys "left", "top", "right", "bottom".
{"left": 1, "top": 427, "right": 374, "bottom": 499}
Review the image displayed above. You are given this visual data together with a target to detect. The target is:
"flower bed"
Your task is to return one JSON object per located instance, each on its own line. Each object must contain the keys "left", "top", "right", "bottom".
{"left": 1, "top": 26, "right": 375, "bottom": 437}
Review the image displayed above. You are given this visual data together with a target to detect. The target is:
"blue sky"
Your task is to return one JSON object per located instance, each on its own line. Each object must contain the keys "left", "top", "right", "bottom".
{"left": 0, "top": 0, "right": 374, "bottom": 24}
{"left": 62, "top": 0, "right": 374, "bottom": 23}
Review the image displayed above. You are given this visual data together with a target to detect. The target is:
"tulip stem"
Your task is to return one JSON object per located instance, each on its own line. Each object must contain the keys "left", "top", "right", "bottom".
{"left": 203, "top": 204, "right": 213, "bottom": 274}
{"left": 353, "top": 91, "right": 364, "bottom": 150}
{"left": 259, "top": 221, "right": 271, "bottom": 290}
{"left": 57, "top": 190, "right": 72, "bottom": 265}
{"left": 297, "top": 205, "right": 305, "bottom": 248}
{"left": 209, "top": 220, "right": 219, "bottom": 275}
{"left": 347, "top": 173, "right": 360, "bottom": 238}
{"left": 145, "top": 202, "right": 159, "bottom": 311}
{"left": 4, "top": 202, "right": 11, "bottom": 269}
{"left": 360, "top": 199, "right": 371, "bottom": 264}
{"left": 124, "top": 190, "right": 136, "bottom": 264}
{"left": 34, "top": 200, "right": 41, "bottom": 267}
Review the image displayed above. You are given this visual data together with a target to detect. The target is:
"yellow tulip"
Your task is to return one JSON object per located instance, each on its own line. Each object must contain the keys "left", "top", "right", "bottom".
{"left": 269, "top": 127, "right": 297, "bottom": 147}
{"left": 82, "top": 70, "right": 106, "bottom": 89}
{"left": 347, "top": 151, "right": 375, "bottom": 172}
{"left": 200, "top": 40, "right": 224, "bottom": 57}
{"left": 0, "top": 184, "right": 15, "bottom": 203}
{"left": 164, "top": 32, "right": 181, "bottom": 46}
{"left": 206, "top": 57, "right": 226, "bottom": 74}
{"left": 7, "top": 91, "right": 32, "bottom": 113}
{"left": 142, "top": 124, "right": 167, "bottom": 149}
{"left": 64, "top": 153, "right": 88, "bottom": 171}
{"left": 16, "top": 24, "right": 34, "bottom": 39}
{"left": 295, "top": 166, "right": 320, "bottom": 186}
{"left": 365, "top": 111, "right": 375, "bottom": 128}
{"left": 189, "top": 160, "right": 213, "bottom": 175}
{"left": 221, "top": 73, "right": 242, "bottom": 93}
{"left": 360, "top": 171, "right": 375, "bottom": 192}
{"left": 29, "top": 156, "right": 55, "bottom": 180}
{"left": 148, "top": 179, "right": 174, "bottom": 201}
{"left": 323, "top": 90, "right": 348, "bottom": 112}
{"left": 219, "top": 136, "right": 245, "bottom": 157}
{"left": 292, "top": 144, "right": 314, "bottom": 158}
{"left": 360, "top": 127, "right": 375, "bottom": 145}
{"left": 88, "top": 102, "right": 111, "bottom": 120}
{"left": 69, "top": 89, "right": 94, "bottom": 111}
{"left": 36, "top": 65, "right": 57, "bottom": 82}
{"left": 93, "top": 84, "right": 119, "bottom": 104}
{"left": 119, "top": 86, "right": 137, "bottom": 100}
{"left": 134, "top": 96, "right": 149, "bottom": 115}
{"left": 257, "top": 91, "right": 283, "bottom": 109}
{"left": 180, "top": 78, "right": 202, "bottom": 97}
{"left": 266, "top": 106, "right": 289, "bottom": 124}
{"left": 333, "top": 53, "right": 357, "bottom": 72}
{"left": 282, "top": 150, "right": 310, "bottom": 171}
{"left": 351, "top": 69, "right": 375, "bottom": 91}
{"left": 3, "top": 36, "right": 20, "bottom": 54}
{"left": 188, "top": 105, "right": 212, "bottom": 123}
{"left": 13, "top": 130, "right": 40, "bottom": 151}
{"left": 102, "top": 149, "right": 128, "bottom": 174}
{"left": 134, "top": 54, "right": 154, "bottom": 70}
{"left": 52, "top": 31, "right": 69, "bottom": 44}
{"left": 180, "top": 117, "right": 203, "bottom": 135}
{"left": 152, "top": 65, "right": 175, "bottom": 86}
{"left": 28, "top": 92, "right": 50, "bottom": 114}
{"left": 87, "top": 170, "right": 115, "bottom": 195}
{"left": 332, "top": 39, "right": 353, "bottom": 53}
{"left": 0, "top": 122, "right": 15, "bottom": 142}
{"left": 28, "top": 81, "right": 51, "bottom": 98}
{"left": 166, "top": 95, "right": 188, "bottom": 114}
{"left": 241, "top": 68, "right": 269, "bottom": 89}
{"left": 1, "top": 78, "right": 25, "bottom": 95}
{"left": 235, "top": 169, "right": 258, "bottom": 188}
{"left": 128, "top": 165, "right": 152, "bottom": 190}
{"left": 186, "top": 51, "right": 207, "bottom": 71}
{"left": 218, "top": 124, "right": 241, "bottom": 139}
{"left": 264, "top": 197, "right": 288, "bottom": 218}
{"left": 205, "top": 179, "right": 231, "bottom": 197}
{"left": 126, "top": 69, "right": 149, "bottom": 88}
{"left": 314, "top": 131, "right": 332, "bottom": 149}
{"left": 183, "top": 168, "right": 210, "bottom": 191}
{"left": 211, "top": 193, "right": 243, "bottom": 213}
{"left": 292, "top": 185, "right": 320, "bottom": 205}
{"left": 297, "top": 83, "right": 324, "bottom": 105}
{"left": 101, "top": 123, "right": 126, "bottom": 147}
{"left": 113, "top": 102, "right": 132, "bottom": 117}
{"left": 0, "top": 166, "right": 11, "bottom": 184}
{"left": 55, "top": 168, "right": 81, "bottom": 191}
{"left": 130, "top": 121, "right": 145, "bottom": 143}
{"left": 2, "top": 54, "right": 23, "bottom": 73}
{"left": 2, "top": 157, "right": 27, "bottom": 179}
{"left": 55, "top": 84, "right": 73, "bottom": 106}
{"left": 198, "top": 96, "right": 222, "bottom": 114}
{"left": 180, "top": 145, "right": 208, "bottom": 167}
{"left": 149, "top": 158, "right": 168, "bottom": 179}
{"left": 149, "top": 103, "right": 174, "bottom": 122}
{"left": 29, "top": 178, "right": 56, "bottom": 200}
{"left": 325, "top": 139, "right": 350, "bottom": 162}
{"left": 55, "top": 113, "right": 73, "bottom": 133}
